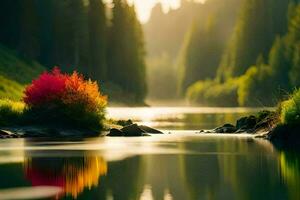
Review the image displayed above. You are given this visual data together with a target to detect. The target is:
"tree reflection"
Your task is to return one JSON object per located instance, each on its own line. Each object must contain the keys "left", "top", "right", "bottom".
{"left": 280, "top": 151, "right": 300, "bottom": 200}
{"left": 23, "top": 156, "right": 107, "bottom": 199}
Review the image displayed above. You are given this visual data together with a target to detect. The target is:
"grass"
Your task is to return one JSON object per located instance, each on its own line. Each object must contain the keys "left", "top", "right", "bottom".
{"left": 0, "top": 45, "right": 45, "bottom": 100}
{"left": 280, "top": 89, "right": 300, "bottom": 125}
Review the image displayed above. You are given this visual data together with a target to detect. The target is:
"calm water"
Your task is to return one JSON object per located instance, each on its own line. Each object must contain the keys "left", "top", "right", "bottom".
{"left": 0, "top": 107, "right": 299, "bottom": 200}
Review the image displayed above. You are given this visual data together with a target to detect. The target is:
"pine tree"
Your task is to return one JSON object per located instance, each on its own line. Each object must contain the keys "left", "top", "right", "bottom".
{"left": 88, "top": 0, "right": 107, "bottom": 81}
{"left": 287, "top": 4, "right": 300, "bottom": 87}
{"left": 218, "top": 0, "right": 290, "bottom": 80}
{"left": 290, "top": 44, "right": 300, "bottom": 87}
{"left": 50, "top": 0, "right": 90, "bottom": 73}
{"left": 19, "top": 0, "right": 40, "bottom": 59}
{"left": 177, "top": 0, "right": 241, "bottom": 94}
{"left": 0, "top": 0, "right": 21, "bottom": 49}
{"left": 107, "top": 0, "right": 146, "bottom": 102}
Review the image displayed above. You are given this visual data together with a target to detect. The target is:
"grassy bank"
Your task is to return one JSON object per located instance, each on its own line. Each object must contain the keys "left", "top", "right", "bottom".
{"left": 268, "top": 89, "right": 300, "bottom": 146}
{"left": 0, "top": 45, "right": 45, "bottom": 100}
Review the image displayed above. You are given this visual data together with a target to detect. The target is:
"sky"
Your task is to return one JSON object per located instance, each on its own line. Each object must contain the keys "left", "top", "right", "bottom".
{"left": 128, "top": 0, "right": 181, "bottom": 23}
{"left": 105, "top": 0, "right": 204, "bottom": 24}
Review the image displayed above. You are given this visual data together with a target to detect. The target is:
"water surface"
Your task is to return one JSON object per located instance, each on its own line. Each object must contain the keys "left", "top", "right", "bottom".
{"left": 107, "top": 107, "right": 268, "bottom": 130}
{"left": 0, "top": 107, "right": 298, "bottom": 200}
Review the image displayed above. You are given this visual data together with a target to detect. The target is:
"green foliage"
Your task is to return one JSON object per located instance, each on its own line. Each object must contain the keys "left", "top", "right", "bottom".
{"left": 186, "top": 1, "right": 300, "bottom": 107}
{"left": 177, "top": 0, "right": 241, "bottom": 94}
{"left": 237, "top": 66, "right": 259, "bottom": 106}
{"left": 0, "top": 45, "right": 45, "bottom": 100}
{"left": 187, "top": 78, "right": 239, "bottom": 106}
{"left": 88, "top": 0, "right": 107, "bottom": 81}
{"left": 22, "top": 103, "right": 105, "bottom": 131}
{"left": 0, "top": 75, "right": 24, "bottom": 100}
{"left": 0, "top": 99, "right": 24, "bottom": 126}
{"left": 0, "top": 0, "right": 147, "bottom": 104}
{"left": 280, "top": 89, "right": 300, "bottom": 125}
{"left": 186, "top": 79, "right": 215, "bottom": 104}
{"left": 0, "top": 99, "right": 106, "bottom": 131}
{"left": 236, "top": 3, "right": 300, "bottom": 107}
{"left": 107, "top": 0, "right": 147, "bottom": 103}
{"left": 238, "top": 64, "right": 276, "bottom": 106}
{"left": 218, "top": 0, "right": 289, "bottom": 79}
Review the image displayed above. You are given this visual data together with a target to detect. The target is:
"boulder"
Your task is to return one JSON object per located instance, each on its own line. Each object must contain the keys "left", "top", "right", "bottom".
{"left": 107, "top": 128, "right": 125, "bottom": 137}
{"left": 236, "top": 116, "right": 257, "bottom": 130}
{"left": 23, "top": 127, "right": 60, "bottom": 138}
{"left": 214, "top": 124, "right": 237, "bottom": 133}
{"left": 0, "top": 129, "right": 21, "bottom": 138}
{"left": 139, "top": 125, "right": 163, "bottom": 134}
{"left": 121, "top": 124, "right": 146, "bottom": 136}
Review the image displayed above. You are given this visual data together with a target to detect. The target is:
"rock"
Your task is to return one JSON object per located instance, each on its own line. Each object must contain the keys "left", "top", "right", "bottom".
{"left": 0, "top": 130, "right": 12, "bottom": 136}
{"left": 139, "top": 125, "right": 163, "bottom": 134}
{"left": 107, "top": 124, "right": 159, "bottom": 137}
{"left": 213, "top": 124, "right": 237, "bottom": 133}
{"left": 121, "top": 124, "right": 146, "bottom": 137}
{"left": 236, "top": 116, "right": 257, "bottom": 130}
{"left": 0, "top": 129, "right": 21, "bottom": 139}
{"left": 107, "top": 128, "right": 125, "bottom": 137}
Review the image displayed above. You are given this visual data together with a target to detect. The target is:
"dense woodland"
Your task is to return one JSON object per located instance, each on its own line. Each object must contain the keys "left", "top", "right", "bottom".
{"left": 146, "top": 0, "right": 300, "bottom": 106}
{"left": 0, "top": 0, "right": 146, "bottom": 104}
{"left": 183, "top": 0, "right": 300, "bottom": 106}
{"left": 1, "top": 0, "right": 300, "bottom": 106}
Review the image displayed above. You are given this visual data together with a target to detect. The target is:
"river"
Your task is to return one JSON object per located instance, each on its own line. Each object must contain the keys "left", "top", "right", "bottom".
{"left": 0, "top": 107, "right": 299, "bottom": 200}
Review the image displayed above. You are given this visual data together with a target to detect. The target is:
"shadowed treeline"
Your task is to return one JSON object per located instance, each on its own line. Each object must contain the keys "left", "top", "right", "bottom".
{"left": 0, "top": 0, "right": 146, "bottom": 104}
{"left": 145, "top": 0, "right": 300, "bottom": 107}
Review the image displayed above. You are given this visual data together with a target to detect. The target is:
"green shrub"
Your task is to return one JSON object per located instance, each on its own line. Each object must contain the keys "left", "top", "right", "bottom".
{"left": 0, "top": 99, "right": 24, "bottom": 126}
{"left": 186, "top": 78, "right": 239, "bottom": 106}
{"left": 280, "top": 89, "right": 300, "bottom": 125}
{"left": 238, "top": 66, "right": 259, "bottom": 106}
{"left": 186, "top": 80, "right": 215, "bottom": 104}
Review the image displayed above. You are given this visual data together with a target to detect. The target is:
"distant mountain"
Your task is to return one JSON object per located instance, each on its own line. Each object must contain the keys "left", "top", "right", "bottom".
{"left": 144, "top": 0, "right": 203, "bottom": 59}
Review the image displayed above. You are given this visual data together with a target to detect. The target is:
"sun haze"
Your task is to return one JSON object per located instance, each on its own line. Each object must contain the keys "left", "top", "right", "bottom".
{"left": 128, "top": 0, "right": 204, "bottom": 23}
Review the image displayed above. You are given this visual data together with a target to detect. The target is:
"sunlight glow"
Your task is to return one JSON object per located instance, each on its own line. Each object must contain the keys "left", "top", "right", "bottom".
{"left": 128, "top": 0, "right": 180, "bottom": 23}
{"left": 105, "top": 0, "right": 205, "bottom": 23}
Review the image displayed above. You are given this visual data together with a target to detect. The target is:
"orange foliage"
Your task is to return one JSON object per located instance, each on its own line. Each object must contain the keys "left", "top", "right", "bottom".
{"left": 23, "top": 67, "right": 107, "bottom": 112}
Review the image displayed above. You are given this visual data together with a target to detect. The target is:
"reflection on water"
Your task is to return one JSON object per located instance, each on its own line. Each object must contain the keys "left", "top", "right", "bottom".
{"left": 280, "top": 150, "right": 300, "bottom": 200}
{"left": 0, "top": 107, "right": 298, "bottom": 200}
{"left": 24, "top": 156, "right": 107, "bottom": 199}
{"left": 107, "top": 107, "right": 271, "bottom": 130}
{"left": 0, "top": 136, "right": 299, "bottom": 200}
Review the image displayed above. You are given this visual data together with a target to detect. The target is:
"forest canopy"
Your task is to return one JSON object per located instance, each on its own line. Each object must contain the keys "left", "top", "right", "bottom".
{"left": 157, "top": 0, "right": 300, "bottom": 107}
{"left": 0, "top": 0, "right": 146, "bottom": 104}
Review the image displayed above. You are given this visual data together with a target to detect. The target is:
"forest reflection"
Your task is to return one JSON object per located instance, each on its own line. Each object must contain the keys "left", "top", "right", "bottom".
{"left": 0, "top": 137, "right": 298, "bottom": 200}
{"left": 279, "top": 150, "right": 300, "bottom": 200}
